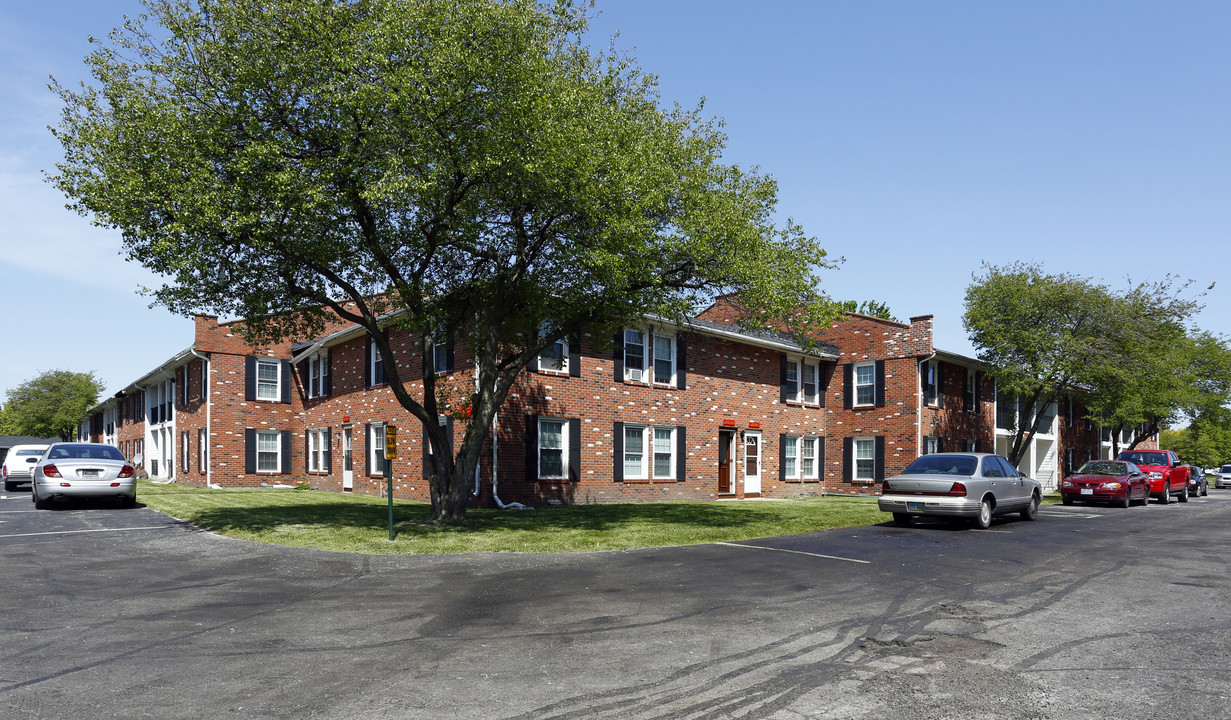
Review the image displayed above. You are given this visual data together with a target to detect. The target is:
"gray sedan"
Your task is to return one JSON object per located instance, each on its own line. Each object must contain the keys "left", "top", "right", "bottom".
{"left": 31, "top": 442, "right": 137, "bottom": 509}
{"left": 878, "top": 452, "right": 1042, "bottom": 529}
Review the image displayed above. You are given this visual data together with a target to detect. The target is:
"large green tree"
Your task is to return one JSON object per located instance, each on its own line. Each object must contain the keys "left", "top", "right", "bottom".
{"left": 50, "top": 0, "right": 837, "bottom": 522}
{"left": 4, "top": 370, "right": 106, "bottom": 441}
{"left": 963, "top": 262, "right": 1217, "bottom": 465}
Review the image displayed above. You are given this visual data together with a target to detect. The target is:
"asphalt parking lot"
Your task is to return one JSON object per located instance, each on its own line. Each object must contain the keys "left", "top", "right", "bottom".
{"left": 2, "top": 488, "right": 1230, "bottom": 720}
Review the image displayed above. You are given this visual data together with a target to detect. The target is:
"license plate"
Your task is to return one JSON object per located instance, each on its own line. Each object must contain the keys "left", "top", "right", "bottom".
{"left": 1080, "top": 488, "right": 1093, "bottom": 495}
{"left": 907, "top": 502, "right": 926, "bottom": 512}
{"left": 80, "top": 469, "right": 101, "bottom": 478}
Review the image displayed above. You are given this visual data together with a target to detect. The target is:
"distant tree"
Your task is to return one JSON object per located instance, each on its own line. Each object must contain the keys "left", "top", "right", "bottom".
{"left": 963, "top": 262, "right": 1210, "bottom": 465}
{"left": 4, "top": 370, "right": 105, "bottom": 441}
{"left": 836, "top": 300, "right": 898, "bottom": 322}
{"left": 50, "top": 0, "right": 839, "bottom": 522}
{"left": 1161, "top": 408, "right": 1231, "bottom": 468}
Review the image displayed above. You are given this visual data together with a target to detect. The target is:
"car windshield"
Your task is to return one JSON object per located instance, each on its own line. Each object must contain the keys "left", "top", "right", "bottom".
{"left": 1077, "top": 461, "right": 1127, "bottom": 476}
{"left": 902, "top": 454, "right": 978, "bottom": 476}
{"left": 47, "top": 444, "right": 125, "bottom": 462}
{"left": 1118, "top": 452, "right": 1167, "bottom": 466}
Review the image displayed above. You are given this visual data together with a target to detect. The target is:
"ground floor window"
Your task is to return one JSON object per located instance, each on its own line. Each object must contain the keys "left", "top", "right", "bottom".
{"left": 257, "top": 431, "right": 280, "bottom": 472}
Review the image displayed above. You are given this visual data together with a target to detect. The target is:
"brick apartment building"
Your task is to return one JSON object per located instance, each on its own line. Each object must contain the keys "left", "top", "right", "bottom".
{"left": 79, "top": 301, "right": 1156, "bottom": 506}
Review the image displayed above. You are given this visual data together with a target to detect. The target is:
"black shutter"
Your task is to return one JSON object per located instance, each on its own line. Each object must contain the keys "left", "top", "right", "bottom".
{"left": 244, "top": 357, "right": 256, "bottom": 401}
{"left": 613, "top": 421, "right": 624, "bottom": 482}
{"left": 281, "top": 430, "right": 292, "bottom": 474}
{"left": 843, "top": 364, "right": 853, "bottom": 409}
{"left": 817, "top": 438, "right": 826, "bottom": 482}
{"left": 613, "top": 332, "right": 624, "bottom": 381}
{"left": 364, "top": 423, "right": 371, "bottom": 476}
{"left": 526, "top": 415, "right": 538, "bottom": 481}
{"left": 569, "top": 334, "right": 582, "bottom": 378}
{"left": 324, "top": 428, "right": 332, "bottom": 473}
{"left": 936, "top": 437, "right": 944, "bottom": 453}
{"left": 676, "top": 336, "right": 687, "bottom": 389}
{"left": 324, "top": 349, "right": 332, "bottom": 396}
{"left": 281, "top": 360, "right": 292, "bottom": 404}
{"left": 780, "top": 355, "right": 789, "bottom": 403}
{"left": 874, "top": 360, "right": 886, "bottom": 407}
{"left": 304, "top": 431, "right": 310, "bottom": 472}
{"left": 245, "top": 428, "right": 256, "bottom": 474}
{"left": 779, "top": 434, "right": 788, "bottom": 482}
{"left": 569, "top": 418, "right": 581, "bottom": 482}
{"left": 842, "top": 437, "right": 852, "bottom": 482}
{"left": 676, "top": 425, "right": 686, "bottom": 482}
{"left": 874, "top": 436, "right": 886, "bottom": 481}
{"left": 819, "top": 364, "right": 829, "bottom": 408}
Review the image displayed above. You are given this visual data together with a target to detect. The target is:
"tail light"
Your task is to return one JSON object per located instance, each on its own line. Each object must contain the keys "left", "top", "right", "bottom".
{"left": 948, "top": 482, "right": 968, "bottom": 497}
{"left": 43, "top": 464, "right": 62, "bottom": 478}
{"left": 880, "top": 480, "right": 892, "bottom": 494}
{"left": 118, "top": 465, "right": 135, "bottom": 478}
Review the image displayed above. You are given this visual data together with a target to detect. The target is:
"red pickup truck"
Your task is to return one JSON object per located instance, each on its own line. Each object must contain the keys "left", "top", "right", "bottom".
{"left": 1116, "top": 450, "right": 1190, "bottom": 504}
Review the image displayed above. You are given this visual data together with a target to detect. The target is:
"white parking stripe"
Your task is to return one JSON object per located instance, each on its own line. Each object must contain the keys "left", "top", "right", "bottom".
{"left": 0, "top": 526, "right": 174, "bottom": 539}
{"left": 716, "top": 541, "right": 871, "bottom": 564}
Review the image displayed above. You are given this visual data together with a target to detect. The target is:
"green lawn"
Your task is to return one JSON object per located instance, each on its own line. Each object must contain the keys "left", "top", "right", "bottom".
{"left": 137, "top": 482, "right": 1063, "bottom": 555}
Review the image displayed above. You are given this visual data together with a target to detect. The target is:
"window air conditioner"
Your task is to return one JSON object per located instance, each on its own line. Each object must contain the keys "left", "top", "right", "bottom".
{"left": 627, "top": 369, "right": 643, "bottom": 383}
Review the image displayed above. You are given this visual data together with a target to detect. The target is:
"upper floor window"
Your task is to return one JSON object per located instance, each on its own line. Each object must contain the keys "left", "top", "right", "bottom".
{"left": 624, "top": 329, "right": 646, "bottom": 382}
{"left": 538, "top": 336, "right": 568, "bottom": 373}
{"left": 855, "top": 363, "right": 876, "bottom": 407}
{"left": 308, "top": 351, "right": 330, "bottom": 398}
{"left": 256, "top": 360, "right": 280, "bottom": 401}
{"left": 783, "top": 357, "right": 822, "bottom": 405}
{"left": 802, "top": 362, "right": 820, "bottom": 405}
{"left": 922, "top": 361, "right": 939, "bottom": 407}
{"left": 964, "top": 370, "right": 977, "bottom": 412}
{"left": 652, "top": 334, "right": 675, "bottom": 386}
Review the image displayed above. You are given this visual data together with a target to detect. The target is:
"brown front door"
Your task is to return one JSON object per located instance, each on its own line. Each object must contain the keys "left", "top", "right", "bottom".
{"left": 718, "top": 429, "right": 735, "bottom": 494}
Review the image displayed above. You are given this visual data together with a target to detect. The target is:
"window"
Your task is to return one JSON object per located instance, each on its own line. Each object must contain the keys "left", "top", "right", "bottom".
{"left": 369, "top": 342, "right": 385, "bottom": 386}
{"left": 653, "top": 427, "right": 674, "bottom": 477}
{"left": 257, "top": 431, "right": 280, "bottom": 472}
{"left": 308, "top": 352, "right": 330, "bottom": 398}
{"left": 198, "top": 428, "right": 207, "bottom": 473}
{"left": 433, "top": 335, "right": 450, "bottom": 375}
{"left": 854, "top": 438, "right": 875, "bottom": 481}
{"left": 624, "top": 424, "right": 645, "bottom": 478}
{"left": 923, "top": 436, "right": 941, "bottom": 455}
{"left": 802, "top": 363, "right": 819, "bottom": 405}
{"left": 964, "top": 440, "right": 978, "bottom": 453}
{"left": 538, "top": 418, "right": 565, "bottom": 478}
{"left": 369, "top": 423, "right": 386, "bottom": 475}
{"left": 653, "top": 334, "right": 675, "bottom": 385}
{"left": 538, "top": 336, "right": 568, "bottom": 373}
{"left": 308, "top": 429, "right": 322, "bottom": 472}
{"left": 855, "top": 363, "right": 876, "bottom": 406}
{"left": 784, "top": 359, "right": 800, "bottom": 400}
{"left": 181, "top": 430, "right": 190, "bottom": 471}
{"left": 922, "top": 361, "right": 938, "bottom": 406}
{"left": 782, "top": 436, "right": 798, "bottom": 478}
{"left": 965, "top": 370, "right": 977, "bottom": 412}
{"left": 784, "top": 357, "right": 822, "bottom": 405}
{"left": 256, "top": 360, "right": 280, "bottom": 401}
{"left": 801, "top": 437, "right": 819, "bottom": 479}
{"left": 621, "top": 424, "right": 676, "bottom": 480}
{"left": 624, "top": 329, "right": 645, "bottom": 382}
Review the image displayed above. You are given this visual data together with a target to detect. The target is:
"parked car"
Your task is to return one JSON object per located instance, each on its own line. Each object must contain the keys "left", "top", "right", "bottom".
{"left": 1217, "top": 464, "right": 1231, "bottom": 490}
{"left": 1060, "top": 460, "right": 1150, "bottom": 508}
{"left": 878, "top": 452, "right": 1042, "bottom": 529}
{"left": 1116, "top": 450, "right": 1189, "bottom": 504}
{"left": 1188, "top": 466, "right": 1209, "bottom": 497}
{"left": 31, "top": 442, "right": 136, "bottom": 509}
{"left": 2, "top": 444, "right": 50, "bottom": 491}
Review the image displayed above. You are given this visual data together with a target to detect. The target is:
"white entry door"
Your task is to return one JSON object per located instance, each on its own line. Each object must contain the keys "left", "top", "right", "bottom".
{"left": 342, "top": 427, "right": 353, "bottom": 490}
{"left": 743, "top": 431, "right": 762, "bottom": 495}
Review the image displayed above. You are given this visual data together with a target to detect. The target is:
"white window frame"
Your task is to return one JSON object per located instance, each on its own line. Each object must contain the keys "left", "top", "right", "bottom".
{"left": 256, "top": 430, "right": 280, "bottom": 473}
{"left": 965, "top": 370, "right": 976, "bottom": 412}
{"left": 308, "top": 428, "right": 324, "bottom": 472}
{"left": 854, "top": 437, "right": 875, "bottom": 481}
{"left": 802, "top": 361, "right": 820, "bottom": 405}
{"left": 433, "top": 338, "right": 449, "bottom": 375}
{"left": 783, "top": 435, "right": 799, "bottom": 478}
{"left": 785, "top": 359, "right": 800, "bottom": 402}
{"left": 198, "top": 428, "right": 207, "bottom": 473}
{"left": 623, "top": 329, "right": 646, "bottom": 383}
{"left": 923, "top": 360, "right": 939, "bottom": 407}
{"left": 537, "top": 336, "right": 569, "bottom": 373}
{"left": 652, "top": 332, "right": 676, "bottom": 386}
{"left": 537, "top": 417, "right": 567, "bottom": 479}
{"left": 623, "top": 424, "right": 675, "bottom": 480}
{"left": 369, "top": 423, "right": 385, "bottom": 476}
{"left": 801, "top": 437, "right": 818, "bottom": 479}
{"left": 308, "top": 352, "right": 328, "bottom": 398}
{"left": 854, "top": 362, "right": 876, "bottom": 407}
{"left": 181, "top": 430, "right": 190, "bottom": 472}
{"left": 256, "top": 359, "right": 280, "bottom": 401}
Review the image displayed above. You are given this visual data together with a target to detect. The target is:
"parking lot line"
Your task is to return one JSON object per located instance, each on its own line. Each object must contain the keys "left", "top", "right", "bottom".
{"left": 0, "top": 526, "right": 173, "bottom": 539}
{"left": 716, "top": 541, "right": 871, "bottom": 564}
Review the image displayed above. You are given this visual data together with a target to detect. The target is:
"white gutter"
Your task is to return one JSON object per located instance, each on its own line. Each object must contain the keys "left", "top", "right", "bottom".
{"left": 190, "top": 349, "right": 217, "bottom": 488}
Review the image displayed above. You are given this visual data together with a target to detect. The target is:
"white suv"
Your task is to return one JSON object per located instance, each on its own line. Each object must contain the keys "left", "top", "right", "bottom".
{"left": 1216, "top": 464, "right": 1231, "bottom": 490}
{"left": 3, "top": 444, "right": 49, "bottom": 491}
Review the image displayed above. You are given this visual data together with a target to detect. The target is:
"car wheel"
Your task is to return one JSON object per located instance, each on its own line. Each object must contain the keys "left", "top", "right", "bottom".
{"left": 973, "top": 498, "right": 993, "bottom": 529}
{"left": 1202, "top": 485, "right": 1208, "bottom": 497}
{"left": 1179, "top": 484, "right": 1189, "bottom": 503}
{"left": 1021, "top": 493, "right": 1040, "bottom": 521}
{"left": 1119, "top": 490, "right": 1131, "bottom": 509}
{"left": 3, "top": 481, "right": 14, "bottom": 492}
{"left": 33, "top": 489, "right": 51, "bottom": 510}
{"left": 120, "top": 495, "right": 137, "bottom": 509}
{"left": 1061, "top": 495, "right": 1074, "bottom": 506}
{"left": 892, "top": 513, "right": 912, "bottom": 527}
{"left": 1158, "top": 487, "right": 1169, "bottom": 505}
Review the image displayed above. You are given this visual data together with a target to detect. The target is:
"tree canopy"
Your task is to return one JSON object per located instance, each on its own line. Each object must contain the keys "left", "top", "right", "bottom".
{"left": 3, "top": 370, "right": 106, "bottom": 441}
{"left": 964, "top": 262, "right": 1227, "bottom": 465}
{"left": 50, "top": 0, "right": 838, "bottom": 521}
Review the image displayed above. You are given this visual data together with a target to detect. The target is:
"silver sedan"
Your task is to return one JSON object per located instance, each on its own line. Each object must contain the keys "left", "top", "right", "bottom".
{"left": 31, "top": 442, "right": 137, "bottom": 509}
{"left": 878, "top": 452, "right": 1042, "bottom": 529}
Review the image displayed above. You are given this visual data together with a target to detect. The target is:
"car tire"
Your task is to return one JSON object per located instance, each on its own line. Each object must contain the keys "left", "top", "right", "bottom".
{"left": 1179, "top": 484, "right": 1189, "bottom": 503}
{"left": 3, "top": 481, "right": 14, "bottom": 492}
{"left": 1061, "top": 495, "right": 1074, "bottom": 506}
{"left": 973, "top": 498, "right": 993, "bottom": 530}
{"left": 1119, "top": 490, "right": 1131, "bottom": 509}
{"left": 1021, "top": 493, "right": 1040, "bottom": 521}
{"left": 120, "top": 495, "right": 137, "bottom": 509}
{"left": 892, "top": 513, "right": 912, "bottom": 527}
{"left": 1202, "top": 485, "right": 1208, "bottom": 497}
{"left": 33, "top": 489, "right": 50, "bottom": 510}
{"left": 1158, "top": 487, "right": 1169, "bottom": 505}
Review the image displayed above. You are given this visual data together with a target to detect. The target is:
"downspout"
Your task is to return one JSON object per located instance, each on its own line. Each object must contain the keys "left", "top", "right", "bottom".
{"left": 917, "top": 351, "right": 936, "bottom": 457}
{"left": 190, "top": 350, "right": 216, "bottom": 488}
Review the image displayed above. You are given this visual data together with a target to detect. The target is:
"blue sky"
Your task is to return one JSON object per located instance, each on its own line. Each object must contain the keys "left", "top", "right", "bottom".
{"left": 2, "top": 0, "right": 1229, "bottom": 401}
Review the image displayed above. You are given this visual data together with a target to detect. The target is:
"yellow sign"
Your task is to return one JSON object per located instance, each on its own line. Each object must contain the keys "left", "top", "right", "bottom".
{"left": 384, "top": 425, "right": 397, "bottom": 459}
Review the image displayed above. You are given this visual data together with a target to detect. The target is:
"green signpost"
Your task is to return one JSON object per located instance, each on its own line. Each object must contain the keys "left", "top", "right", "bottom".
{"left": 385, "top": 425, "right": 397, "bottom": 541}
